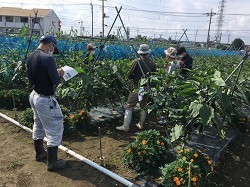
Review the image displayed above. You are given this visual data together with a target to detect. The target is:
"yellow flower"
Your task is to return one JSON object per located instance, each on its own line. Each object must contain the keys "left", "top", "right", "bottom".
{"left": 205, "top": 156, "right": 210, "bottom": 160}
{"left": 178, "top": 149, "right": 183, "bottom": 153}
{"left": 180, "top": 178, "right": 183, "bottom": 182}
{"left": 157, "top": 140, "right": 160, "bottom": 145}
{"left": 79, "top": 110, "right": 83, "bottom": 115}
{"left": 190, "top": 159, "right": 194, "bottom": 163}
{"left": 182, "top": 156, "right": 186, "bottom": 161}
{"left": 176, "top": 180, "right": 181, "bottom": 186}
{"left": 177, "top": 168, "right": 183, "bottom": 172}
{"left": 173, "top": 177, "right": 179, "bottom": 182}
{"left": 127, "top": 148, "right": 132, "bottom": 153}
{"left": 142, "top": 140, "right": 147, "bottom": 145}
{"left": 185, "top": 148, "right": 190, "bottom": 152}
{"left": 198, "top": 149, "right": 202, "bottom": 153}
{"left": 194, "top": 153, "right": 198, "bottom": 158}
{"left": 191, "top": 177, "right": 197, "bottom": 182}
{"left": 161, "top": 142, "right": 164, "bottom": 146}
{"left": 70, "top": 115, "right": 75, "bottom": 119}
{"left": 143, "top": 150, "right": 146, "bottom": 154}
{"left": 207, "top": 160, "right": 212, "bottom": 165}
{"left": 138, "top": 152, "right": 141, "bottom": 156}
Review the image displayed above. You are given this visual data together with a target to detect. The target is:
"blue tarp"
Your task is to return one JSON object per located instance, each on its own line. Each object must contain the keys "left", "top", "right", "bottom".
{"left": 0, "top": 36, "right": 240, "bottom": 60}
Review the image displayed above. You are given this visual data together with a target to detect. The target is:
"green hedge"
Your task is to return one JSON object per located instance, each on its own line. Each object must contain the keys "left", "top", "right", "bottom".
{"left": 0, "top": 89, "right": 30, "bottom": 109}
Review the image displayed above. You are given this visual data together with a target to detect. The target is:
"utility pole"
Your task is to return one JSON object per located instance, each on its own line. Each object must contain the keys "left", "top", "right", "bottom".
{"left": 228, "top": 34, "right": 230, "bottom": 44}
{"left": 90, "top": 3, "right": 93, "bottom": 38}
{"left": 79, "top": 20, "right": 83, "bottom": 36}
{"left": 194, "top": 29, "right": 198, "bottom": 42}
{"left": 204, "top": 9, "right": 216, "bottom": 49}
{"left": 100, "top": 0, "right": 107, "bottom": 37}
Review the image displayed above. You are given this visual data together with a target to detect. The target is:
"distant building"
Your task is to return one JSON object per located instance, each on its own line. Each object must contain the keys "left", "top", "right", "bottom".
{"left": 0, "top": 7, "right": 61, "bottom": 36}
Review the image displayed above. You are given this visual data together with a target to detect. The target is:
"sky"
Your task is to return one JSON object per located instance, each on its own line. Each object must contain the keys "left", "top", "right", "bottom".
{"left": 1, "top": 0, "right": 250, "bottom": 44}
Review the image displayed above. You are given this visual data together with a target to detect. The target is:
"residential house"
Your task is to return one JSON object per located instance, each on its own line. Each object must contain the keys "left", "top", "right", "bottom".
{"left": 0, "top": 7, "right": 61, "bottom": 36}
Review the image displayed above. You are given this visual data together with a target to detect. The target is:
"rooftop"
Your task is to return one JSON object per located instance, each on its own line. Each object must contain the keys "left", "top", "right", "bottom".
{"left": 0, "top": 7, "right": 52, "bottom": 17}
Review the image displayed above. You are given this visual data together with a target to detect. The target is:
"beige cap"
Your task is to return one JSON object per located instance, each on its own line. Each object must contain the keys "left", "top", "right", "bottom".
{"left": 164, "top": 47, "right": 177, "bottom": 59}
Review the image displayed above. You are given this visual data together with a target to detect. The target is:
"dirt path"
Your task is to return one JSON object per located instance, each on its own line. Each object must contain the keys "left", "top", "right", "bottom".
{"left": 1, "top": 115, "right": 250, "bottom": 187}
{"left": 0, "top": 117, "right": 127, "bottom": 187}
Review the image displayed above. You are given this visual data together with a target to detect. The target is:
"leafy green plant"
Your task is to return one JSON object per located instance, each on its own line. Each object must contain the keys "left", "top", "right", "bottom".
{"left": 160, "top": 148, "right": 213, "bottom": 187}
{"left": 0, "top": 89, "right": 30, "bottom": 109}
{"left": 161, "top": 159, "right": 202, "bottom": 187}
{"left": 18, "top": 106, "right": 91, "bottom": 136}
{"left": 19, "top": 108, "right": 34, "bottom": 128}
{"left": 67, "top": 108, "right": 92, "bottom": 132}
{"left": 176, "top": 148, "right": 213, "bottom": 174}
{"left": 122, "top": 129, "right": 169, "bottom": 175}
{"left": 61, "top": 106, "right": 92, "bottom": 135}
{"left": 9, "top": 158, "right": 23, "bottom": 169}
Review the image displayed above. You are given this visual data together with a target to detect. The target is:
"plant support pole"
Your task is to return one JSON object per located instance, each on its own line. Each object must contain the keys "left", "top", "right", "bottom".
{"left": 99, "top": 127, "right": 104, "bottom": 166}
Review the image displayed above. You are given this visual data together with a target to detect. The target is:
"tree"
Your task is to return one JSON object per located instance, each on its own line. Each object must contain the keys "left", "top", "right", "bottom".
{"left": 231, "top": 38, "right": 245, "bottom": 50}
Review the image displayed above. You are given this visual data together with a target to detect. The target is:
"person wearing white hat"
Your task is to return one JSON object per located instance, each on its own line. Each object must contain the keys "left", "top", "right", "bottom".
{"left": 116, "top": 44, "right": 156, "bottom": 132}
{"left": 164, "top": 47, "right": 180, "bottom": 74}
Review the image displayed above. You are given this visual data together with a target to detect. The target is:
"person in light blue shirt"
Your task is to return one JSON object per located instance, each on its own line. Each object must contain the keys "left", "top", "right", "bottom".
{"left": 164, "top": 47, "right": 180, "bottom": 74}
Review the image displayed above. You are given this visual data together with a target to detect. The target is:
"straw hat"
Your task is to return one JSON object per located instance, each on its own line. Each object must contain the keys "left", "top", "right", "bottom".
{"left": 164, "top": 47, "right": 177, "bottom": 58}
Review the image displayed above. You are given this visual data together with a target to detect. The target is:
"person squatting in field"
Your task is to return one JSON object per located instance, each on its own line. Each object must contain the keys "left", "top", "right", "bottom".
{"left": 27, "top": 35, "right": 68, "bottom": 171}
{"left": 116, "top": 44, "right": 156, "bottom": 132}
{"left": 176, "top": 46, "right": 193, "bottom": 77}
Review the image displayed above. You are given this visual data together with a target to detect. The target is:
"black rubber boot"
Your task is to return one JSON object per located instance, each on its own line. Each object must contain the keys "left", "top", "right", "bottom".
{"left": 34, "top": 139, "right": 47, "bottom": 162}
{"left": 47, "top": 146, "right": 68, "bottom": 171}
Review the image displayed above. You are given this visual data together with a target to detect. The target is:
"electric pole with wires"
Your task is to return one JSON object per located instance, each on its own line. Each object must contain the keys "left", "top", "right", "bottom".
{"left": 99, "top": 0, "right": 108, "bottom": 37}
{"left": 204, "top": 9, "right": 216, "bottom": 49}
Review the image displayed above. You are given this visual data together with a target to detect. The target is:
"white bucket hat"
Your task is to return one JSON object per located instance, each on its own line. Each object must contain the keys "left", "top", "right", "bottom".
{"left": 137, "top": 44, "right": 152, "bottom": 54}
{"left": 164, "top": 47, "right": 177, "bottom": 59}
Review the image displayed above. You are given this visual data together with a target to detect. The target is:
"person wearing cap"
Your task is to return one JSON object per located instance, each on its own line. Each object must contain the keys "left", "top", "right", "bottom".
{"left": 27, "top": 35, "right": 68, "bottom": 171}
{"left": 176, "top": 46, "right": 193, "bottom": 76}
{"left": 164, "top": 47, "right": 180, "bottom": 74}
{"left": 83, "top": 43, "right": 97, "bottom": 64}
{"left": 116, "top": 44, "right": 156, "bottom": 132}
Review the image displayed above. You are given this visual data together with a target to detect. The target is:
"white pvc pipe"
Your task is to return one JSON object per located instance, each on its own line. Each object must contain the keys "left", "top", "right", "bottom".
{"left": 0, "top": 112, "right": 33, "bottom": 133}
{"left": 0, "top": 112, "right": 138, "bottom": 187}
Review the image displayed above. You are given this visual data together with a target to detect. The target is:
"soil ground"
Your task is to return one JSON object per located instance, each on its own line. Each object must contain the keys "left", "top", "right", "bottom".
{"left": 0, "top": 113, "right": 250, "bottom": 187}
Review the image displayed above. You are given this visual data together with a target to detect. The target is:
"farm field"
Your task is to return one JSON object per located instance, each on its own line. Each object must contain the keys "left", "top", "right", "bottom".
{"left": 0, "top": 114, "right": 250, "bottom": 187}
{"left": 1, "top": 36, "right": 250, "bottom": 186}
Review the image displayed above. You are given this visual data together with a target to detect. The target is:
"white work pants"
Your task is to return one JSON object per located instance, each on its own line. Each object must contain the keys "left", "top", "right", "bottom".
{"left": 29, "top": 90, "right": 64, "bottom": 147}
